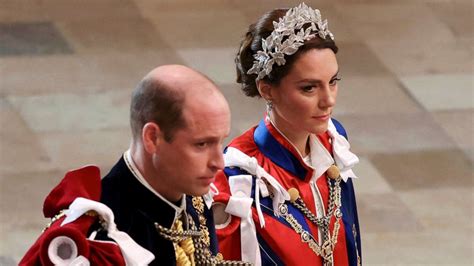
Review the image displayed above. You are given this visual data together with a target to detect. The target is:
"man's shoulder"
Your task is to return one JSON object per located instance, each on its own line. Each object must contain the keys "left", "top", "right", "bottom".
{"left": 101, "top": 157, "right": 130, "bottom": 187}
{"left": 100, "top": 157, "right": 132, "bottom": 209}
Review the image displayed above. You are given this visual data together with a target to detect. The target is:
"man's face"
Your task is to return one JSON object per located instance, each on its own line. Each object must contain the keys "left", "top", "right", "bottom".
{"left": 152, "top": 93, "right": 230, "bottom": 201}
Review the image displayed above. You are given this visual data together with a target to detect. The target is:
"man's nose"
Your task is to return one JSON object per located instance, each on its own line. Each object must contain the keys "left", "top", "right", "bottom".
{"left": 209, "top": 147, "right": 225, "bottom": 172}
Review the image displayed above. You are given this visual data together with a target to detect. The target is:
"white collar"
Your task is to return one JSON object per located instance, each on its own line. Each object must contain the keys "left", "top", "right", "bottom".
{"left": 123, "top": 150, "right": 186, "bottom": 223}
{"left": 269, "top": 116, "right": 359, "bottom": 182}
{"left": 308, "top": 133, "right": 336, "bottom": 180}
{"left": 307, "top": 120, "right": 359, "bottom": 182}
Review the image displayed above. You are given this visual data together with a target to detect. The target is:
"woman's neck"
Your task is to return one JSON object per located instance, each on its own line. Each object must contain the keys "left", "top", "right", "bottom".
{"left": 270, "top": 114, "right": 310, "bottom": 157}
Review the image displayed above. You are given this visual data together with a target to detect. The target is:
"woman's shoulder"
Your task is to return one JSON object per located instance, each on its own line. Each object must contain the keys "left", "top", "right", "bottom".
{"left": 226, "top": 125, "right": 259, "bottom": 154}
{"left": 331, "top": 117, "right": 348, "bottom": 139}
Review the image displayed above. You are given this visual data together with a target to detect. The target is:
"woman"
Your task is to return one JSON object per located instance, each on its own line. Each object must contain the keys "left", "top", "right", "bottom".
{"left": 212, "top": 3, "right": 361, "bottom": 266}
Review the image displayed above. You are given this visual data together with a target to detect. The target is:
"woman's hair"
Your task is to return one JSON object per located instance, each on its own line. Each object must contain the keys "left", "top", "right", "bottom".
{"left": 236, "top": 8, "right": 338, "bottom": 97}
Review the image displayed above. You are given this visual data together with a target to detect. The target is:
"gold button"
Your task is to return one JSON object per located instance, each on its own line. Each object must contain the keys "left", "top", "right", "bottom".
{"left": 327, "top": 165, "right": 340, "bottom": 180}
{"left": 288, "top": 188, "right": 300, "bottom": 202}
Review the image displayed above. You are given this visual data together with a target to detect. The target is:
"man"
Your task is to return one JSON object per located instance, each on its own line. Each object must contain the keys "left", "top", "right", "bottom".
{"left": 20, "top": 65, "right": 233, "bottom": 265}
{"left": 99, "top": 65, "right": 231, "bottom": 265}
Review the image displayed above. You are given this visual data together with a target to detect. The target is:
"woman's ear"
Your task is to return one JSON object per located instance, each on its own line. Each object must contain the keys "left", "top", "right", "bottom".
{"left": 256, "top": 80, "right": 274, "bottom": 102}
{"left": 141, "top": 122, "right": 162, "bottom": 154}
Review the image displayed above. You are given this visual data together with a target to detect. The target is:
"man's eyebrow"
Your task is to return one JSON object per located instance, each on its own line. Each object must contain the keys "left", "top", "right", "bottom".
{"left": 193, "top": 136, "right": 221, "bottom": 142}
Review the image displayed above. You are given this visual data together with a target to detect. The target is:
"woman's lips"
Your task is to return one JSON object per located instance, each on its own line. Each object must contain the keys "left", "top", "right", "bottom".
{"left": 312, "top": 114, "right": 330, "bottom": 121}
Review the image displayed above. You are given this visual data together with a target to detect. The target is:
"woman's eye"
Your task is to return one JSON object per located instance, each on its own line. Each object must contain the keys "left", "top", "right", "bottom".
{"left": 329, "top": 77, "right": 341, "bottom": 86}
{"left": 301, "top": 85, "right": 315, "bottom": 92}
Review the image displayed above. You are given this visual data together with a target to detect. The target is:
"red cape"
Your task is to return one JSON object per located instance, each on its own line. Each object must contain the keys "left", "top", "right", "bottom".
{"left": 20, "top": 165, "right": 125, "bottom": 266}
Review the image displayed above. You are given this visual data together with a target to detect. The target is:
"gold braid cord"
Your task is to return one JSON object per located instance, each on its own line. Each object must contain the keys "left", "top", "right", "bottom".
{"left": 155, "top": 218, "right": 201, "bottom": 265}
{"left": 173, "top": 219, "right": 195, "bottom": 266}
{"left": 191, "top": 197, "right": 252, "bottom": 266}
{"left": 155, "top": 197, "right": 251, "bottom": 265}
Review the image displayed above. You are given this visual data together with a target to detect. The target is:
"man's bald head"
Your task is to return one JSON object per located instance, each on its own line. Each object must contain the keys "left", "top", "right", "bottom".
{"left": 130, "top": 65, "right": 225, "bottom": 142}
{"left": 144, "top": 65, "right": 216, "bottom": 92}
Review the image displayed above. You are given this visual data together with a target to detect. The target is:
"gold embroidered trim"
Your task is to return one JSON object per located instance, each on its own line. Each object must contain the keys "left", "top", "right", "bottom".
{"left": 352, "top": 224, "right": 361, "bottom": 266}
{"left": 191, "top": 196, "right": 252, "bottom": 265}
{"left": 42, "top": 210, "right": 67, "bottom": 232}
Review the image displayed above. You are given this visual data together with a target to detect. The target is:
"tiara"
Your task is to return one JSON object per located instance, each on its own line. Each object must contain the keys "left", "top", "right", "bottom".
{"left": 247, "top": 3, "right": 334, "bottom": 81}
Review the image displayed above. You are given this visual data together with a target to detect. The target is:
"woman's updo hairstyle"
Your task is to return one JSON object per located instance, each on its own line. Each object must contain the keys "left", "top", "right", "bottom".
{"left": 236, "top": 8, "right": 338, "bottom": 97}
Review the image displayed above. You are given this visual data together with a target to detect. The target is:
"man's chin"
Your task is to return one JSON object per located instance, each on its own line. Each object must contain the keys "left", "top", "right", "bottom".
{"left": 188, "top": 186, "right": 211, "bottom": 197}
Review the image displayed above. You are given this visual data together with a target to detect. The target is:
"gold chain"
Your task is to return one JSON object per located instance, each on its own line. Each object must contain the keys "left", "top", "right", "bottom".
{"left": 42, "top": 209, "right": 101, "bottom": 232}
{"left": 277, "top": 165, "right": 344, "bottom": 266}
{"left": 278, "top": 203, "right": 341, "bottom": 265}
{"left": 191, "top": 196, "right": 252, "bottom": 265}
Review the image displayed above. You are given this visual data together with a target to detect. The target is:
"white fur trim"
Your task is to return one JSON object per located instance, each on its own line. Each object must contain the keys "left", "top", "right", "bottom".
{"left": 61, "top": 197, "right": 155, "bottom": 265}
{"left": 48, "top": 236, "right": 80, "bottom": 265}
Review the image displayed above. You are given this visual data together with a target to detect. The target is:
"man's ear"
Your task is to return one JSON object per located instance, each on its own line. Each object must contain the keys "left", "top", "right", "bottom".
{"left": 142, "top": 122, "right": 162, "bottom": 154}
{"left": 256, "top": 80, "right": 274, "bottom": 103}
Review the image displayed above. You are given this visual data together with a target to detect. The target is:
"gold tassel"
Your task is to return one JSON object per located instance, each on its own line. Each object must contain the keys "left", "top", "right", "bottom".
{"left": 175, "top": 243, "right": 191, "bottom": 266}
{"left": 174, "top": 219, "right": 195, "bottom": 266}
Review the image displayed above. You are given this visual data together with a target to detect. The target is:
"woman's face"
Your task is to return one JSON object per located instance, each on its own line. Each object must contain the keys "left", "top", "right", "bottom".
{"left": 268, "top": 48, "right": 339, "bottom": 137}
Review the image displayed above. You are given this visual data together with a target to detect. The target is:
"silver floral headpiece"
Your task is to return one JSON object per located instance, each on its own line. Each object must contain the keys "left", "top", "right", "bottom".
{"left": 247, "top": 3, "right": 334, "bottom": 81}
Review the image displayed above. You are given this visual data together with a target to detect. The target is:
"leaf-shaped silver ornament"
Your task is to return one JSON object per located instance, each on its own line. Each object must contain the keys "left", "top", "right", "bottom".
{"left": 321, "top": 19, "right": 328, "bottom": 31}
{"left": 305, "top": 33, "right": 316, "bottom": 41}
{"left": 247, "top": 63, "right": 260, "bottom": 75}
{"left": 264, "top": 58, "right": 275, "bottom": 75}
{"left": 255, "top": 50, "right": 269, "bottom": 62}
{"left": 261, "top": 38, "right": 268, "bottom": 52}
{"left": 328, "top": 32, "right": 335, "bottom": 40}
{"left": 282, "top": 45, "right": 299, "bottom": 56}
{"left": 247, "top": 3, "right": 335, "bottom": 80}
{"left": 272, "top": 52, "right": 286, "bottom": 65}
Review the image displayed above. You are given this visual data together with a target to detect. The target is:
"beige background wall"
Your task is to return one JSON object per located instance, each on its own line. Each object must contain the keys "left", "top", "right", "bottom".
{"left": 0, "top": 0, "right": 472, "bottom": 264}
